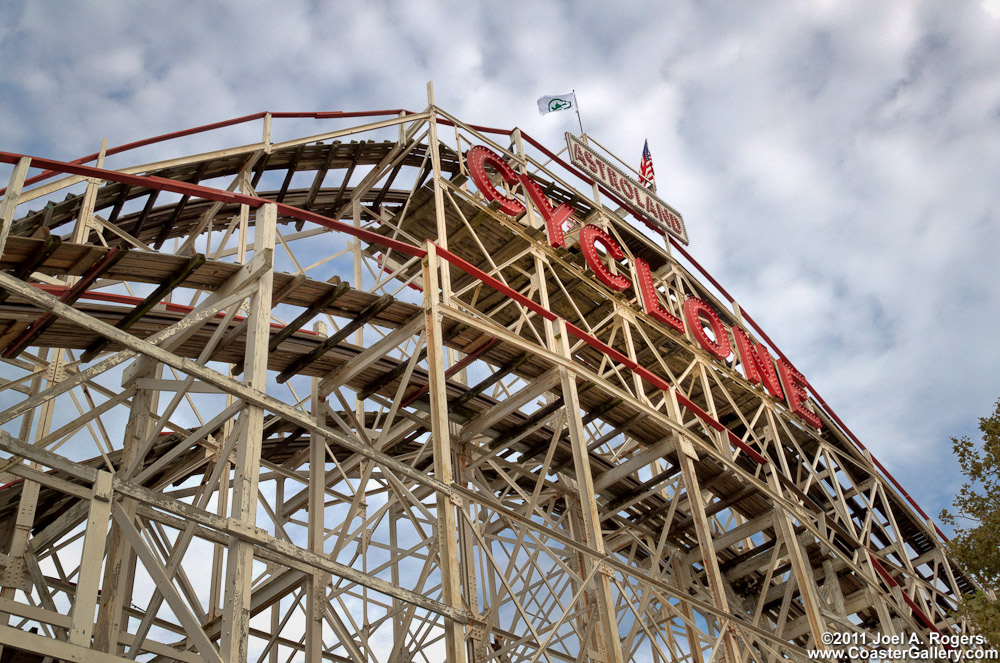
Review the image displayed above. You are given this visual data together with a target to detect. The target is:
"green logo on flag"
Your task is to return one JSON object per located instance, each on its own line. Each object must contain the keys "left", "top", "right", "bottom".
{"left": 548, "top": 98, "right": 572, "bottom": 112}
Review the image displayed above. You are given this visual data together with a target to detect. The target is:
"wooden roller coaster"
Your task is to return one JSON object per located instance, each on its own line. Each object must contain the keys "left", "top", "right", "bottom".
{"left": 0, "top": 89, "right": 980, "bottom": 663}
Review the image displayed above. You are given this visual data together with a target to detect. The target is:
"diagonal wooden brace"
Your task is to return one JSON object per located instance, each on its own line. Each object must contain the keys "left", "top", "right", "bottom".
{"left": 80, "top": 253, "right": 206, "bottom": 362}
{"left": 0, "top": 230, "right": 62, "bottom": 304}
{"left": 276, "top": 294, "right": 394, "bottom": 383}
{"left": 1, "top": 246, "right": 127, "bottom": 359}
{"left": 232, "top": 280, "right": 351, "bottom": 375}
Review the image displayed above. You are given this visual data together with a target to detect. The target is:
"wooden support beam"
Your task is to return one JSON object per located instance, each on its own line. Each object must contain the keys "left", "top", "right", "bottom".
{"left": 68, "top": 471, "right": 113, "bottom": 646}
{"left": 304, "top": 142, "right": 338, "bottom": 210}
{"left": 319, "top": 312, "right": 423, "bottom": 397}
{"left": 372, "top": 161, "right": 405, "bottom": 210}
{"left": 488, "top": 397, "right": 564, "bottom": 450}
{"left": 328, "top": 151, "right": 357, "bottom": 217}
{"left": 355, "top": 323, "right": 467, "bottom": 400}
{"left": 0, "top": 229, "right": 62, "bottom": 304}
{"left": 593, "top": 434, "right": 677, "bottom": 492}
{"left": 459, "top": 368, "right": 561, "bottom": 442}
{"left": 129, "top": 188, "right": 159, "bottom": 239}
{"left": 581, "top": 397, "right": 624, "bottom": 426}
{"left": 277, "top": 144, "right": 306, "bottom": 203}
{"left": 667, "top": 483, "right": 758, "bottom": 541}
{"left": 267, "top": 281, "right": 351, "bottom": 352}
{"left": 400, "top": 335, "right": 500, "bottom": 408}
{"left": 276, "top": 293, "right": 394, "bottom": 383}
{"left": 81, "top": 253, "right": 206, "bottom": 362}
{"left": 605, "top": 467, "right": 675, "bottom": 510}
{"left": 554, "top": 318, "right": 626, "bottom": 663}
{"left": 307, "top": 372, "right": 326, "bottom": 662}
{"left": 220, "top": 202, "right": 276, "bottom": 662}
{"left": 684, "top": 511, "right": 775, "bottom": 568}
{"left": 95, "top": 378, "right": 157, "bottom": 655}
{"left": 0, "top": 622, "right": 138, "bottom": 663}
{"left": 154, "top": 162, "right": 207, "bottom": 250}
{"left": 234, "top": 281, "right": 351, "bottom": 375}
{"left": 449, "top": 351, "right": 531, "bottom": 410}
{"left": 0, "top": 157, "right": 31, "bottom": 257}
{"left": 249, "top": 150, "right": 268, "bottom": 190}
{"left": 104, "top": 184, "right": 130, "bottom": 226}
{"left": 677, "top": 437, "right": 740, "bottom": 662}
{"left": 2, "top": 246, "right": 127, "bottom": 359}
{"left": 112, "top": 505, "right": 225, "bottom": 663}
{"left": 423, "top": 241, "right": 467, "bottom": 663}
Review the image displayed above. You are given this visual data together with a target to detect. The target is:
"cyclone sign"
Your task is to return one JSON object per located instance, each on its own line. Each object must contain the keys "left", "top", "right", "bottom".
{"left": 464, "top": 143, "right": 823, "bottom": 431}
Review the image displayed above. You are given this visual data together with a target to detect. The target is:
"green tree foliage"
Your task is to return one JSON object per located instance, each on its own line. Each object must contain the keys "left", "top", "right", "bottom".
{"left": 940, "top": 398, "right": 1000, "bottom": 643}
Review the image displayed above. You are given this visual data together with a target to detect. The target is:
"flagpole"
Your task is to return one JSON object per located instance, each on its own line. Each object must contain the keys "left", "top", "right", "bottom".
{"left": 573, "top": 89, "right": 585, "bottom": 138}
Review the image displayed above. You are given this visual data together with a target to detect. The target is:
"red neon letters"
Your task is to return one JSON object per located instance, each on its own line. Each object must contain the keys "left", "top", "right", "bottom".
{"left": 776, "top": 359, "right": 822, "bottom": 429}
{"left": 519, "top": 174, "right": 572, "bottom": 249}
{"left": 733, "top": 327, "right": 784, "bottom": 398}
{"left": 467, "top": 145, "right": 572, "bottom": 248}
{"left": 466, "top": 146, "right": 524, "bottom": 216}
{"left": 465, "top": 144, "right": 822, "bottom": 430}
{"left": 633, "top": 258, "right": 684, "bottom": 333}
{"left": 579, "top": 224, "right": 631, "bottom": 291}
{"left": 683, "top": 298, "right": 731, "bottom": 361}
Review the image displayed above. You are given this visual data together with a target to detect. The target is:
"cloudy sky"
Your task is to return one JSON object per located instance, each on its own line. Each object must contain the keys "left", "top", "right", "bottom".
{"left": 1, "top": 0, "right": 998, "bottom": 525}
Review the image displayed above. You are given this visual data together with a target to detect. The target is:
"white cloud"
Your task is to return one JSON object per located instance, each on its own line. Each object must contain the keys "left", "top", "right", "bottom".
{"left": 1, "top": 0, "right": 997, "bottom": 524}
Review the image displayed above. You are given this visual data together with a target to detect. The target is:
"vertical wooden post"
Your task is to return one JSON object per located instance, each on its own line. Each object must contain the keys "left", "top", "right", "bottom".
{"left": 425, "top": 82, "right": 452, "bottom": 291}
{"left": 68, "top": 470, "right": 113, "bottom": 646}
{"left": 767, "top": 465, "right": 828, "bottom": 650}
{"left": 0, "top": 156, "right": 31, "bottom": 256}
{"left": 262, "top": 112, "right": 272, "bottom": 151}
{"left": 554, "top": 318, "right": 626, "bottom": 663}
{"left": 220, "top": 202, "right": 276, "bottom": 662}
{"left": 457, "top": 455, "right": 486, "bottom": 663}
{"left": 307, "top": 321, "right": 328, "bottom": 663}
{"left": 424, "top": 242, "right": 467, "bottom": 663}
{"left": 352, "top": 200, "right": 365, "bottom": 424}
{"left": 0, "top": 348, "right": 55, "bottom": 658}
{"left": 94, "top": 380, "right": 155, "bottom": 653}
{"left": 676, "top": 437, "right": 739, "bottom": 663}
{"left": 71, "top": 139, "right": 108, "bottom": 247}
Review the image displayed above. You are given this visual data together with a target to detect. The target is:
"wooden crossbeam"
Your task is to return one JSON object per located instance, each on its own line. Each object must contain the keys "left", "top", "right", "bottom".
{"left": 80, "top": 253, "right": 207, "bottom": 362}
{"left": 277, "top": 145, "right": 305, "bottom": 203}
{"left": 605, "top": 467, "right": 676, "bottom": 510}
{"left": 488, "top": 397, "right": 564, "bottom": 451}
{"left": 355, "top": 323, "right": 468, "bottom": 400}
{"left": 372, "top": 161, "right": 405, "bottom": 211}
{"left": 276, "top": 294, "right": 395, "bottom": 383}
{"left": 1, "top": 246, "right": 127, "bottom": 359}
{"left": 400, "top": 336, "right": 501, "bottom": 408}
{"left": 105, "top": 184, "right": 130, "bottom": 226}
{"left": 304, "top": 143, "right": 338, "bottom": 210}
{"left": 154, "top": 163, "right": 207, "bottom": 250}
{"left": 0, "top": 229, "right": 61, "bottom": 304}
{"left": 129, "top": 188, "right": 159, "bottom": 240}
{"left": 249, "top": 151, "right": 269, "bottom": 190}
{"left": 329, "top": 150, "right": 358, "bottom": 217}
{"left": 294, "top": 144, "right": 338, "bottom": 231}
{"left": 449, "top": 352, "right": 530, "bottom": 411}
{"left": 233, "top": 281, "right": 351, "bottom": 375}
{"left": 582, "top": 397, "right": 624, "bottom": 425}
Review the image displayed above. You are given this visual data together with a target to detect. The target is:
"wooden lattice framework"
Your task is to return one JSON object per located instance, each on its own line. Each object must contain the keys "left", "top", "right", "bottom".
{"left": 0, "top": 88, "right": 979, "bottom": 663}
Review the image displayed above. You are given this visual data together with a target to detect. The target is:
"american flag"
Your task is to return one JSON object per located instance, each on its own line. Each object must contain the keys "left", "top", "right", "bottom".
{"left": 639, "top": 140, "right": 655, "bottom": 188}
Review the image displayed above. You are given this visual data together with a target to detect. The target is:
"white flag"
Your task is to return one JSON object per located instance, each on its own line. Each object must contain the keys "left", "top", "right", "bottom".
{"left": 537, "top": 92, "right": 577, "bottom": 116}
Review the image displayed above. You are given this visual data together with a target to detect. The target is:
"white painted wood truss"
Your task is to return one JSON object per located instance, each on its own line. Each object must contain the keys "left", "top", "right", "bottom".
{"left": 0, "top": 99, "right": 978, "bottom": 663}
